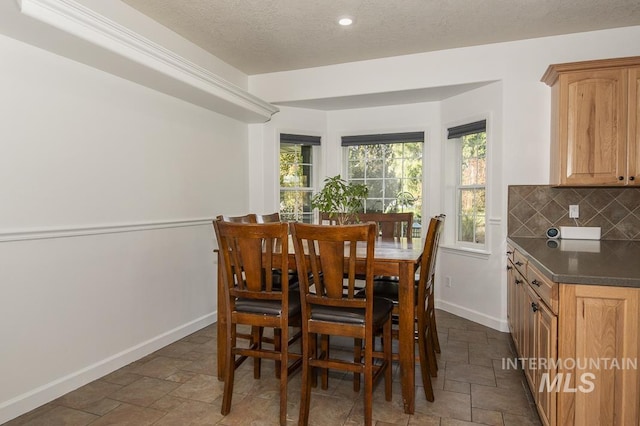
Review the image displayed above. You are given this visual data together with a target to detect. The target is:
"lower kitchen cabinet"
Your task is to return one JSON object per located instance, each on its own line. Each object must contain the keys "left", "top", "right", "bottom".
{"left": 506, "top": 243, "right": 640, "bottom": 426}
{"left": 535, "top": 297, "right": 557, "bottom": 426}
{"left": 558, "top": 284, "right": 640, "bottom": 426}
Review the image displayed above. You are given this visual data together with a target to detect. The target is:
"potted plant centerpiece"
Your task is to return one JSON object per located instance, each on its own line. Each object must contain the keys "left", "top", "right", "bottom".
{"left": 312, "top": 175, "right": 368, "bottom": 225}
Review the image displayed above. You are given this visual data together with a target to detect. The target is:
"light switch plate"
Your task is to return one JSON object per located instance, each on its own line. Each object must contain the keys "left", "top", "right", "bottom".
{"left": 569, "top": 204, "right": 579, "bottom": 218}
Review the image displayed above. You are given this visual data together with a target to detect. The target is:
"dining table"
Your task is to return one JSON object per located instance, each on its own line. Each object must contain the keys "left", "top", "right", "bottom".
{"left": 216, "top": 235, "right": 423, "bottom": 414}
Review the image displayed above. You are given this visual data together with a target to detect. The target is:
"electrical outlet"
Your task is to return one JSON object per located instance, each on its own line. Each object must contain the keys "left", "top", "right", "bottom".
{"left": 569, "top": 204, "right": 579, "bottom": 218}
{"left": 446, "top": 276, "right": 452, "bottom": 288}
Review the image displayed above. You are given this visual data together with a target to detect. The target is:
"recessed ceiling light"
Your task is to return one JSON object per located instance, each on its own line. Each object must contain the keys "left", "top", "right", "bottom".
{"left": 338, "top": 17, "right": 353, "bottom": 26}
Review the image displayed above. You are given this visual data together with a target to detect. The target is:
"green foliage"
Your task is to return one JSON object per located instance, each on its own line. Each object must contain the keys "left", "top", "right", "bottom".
{"left": 311, "top": 175, "right": 368, "bottom": 224}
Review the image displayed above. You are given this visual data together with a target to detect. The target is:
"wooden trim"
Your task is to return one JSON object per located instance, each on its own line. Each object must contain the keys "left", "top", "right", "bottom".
{"left": 542, "top": 56, "right": 640, "bottom": 86}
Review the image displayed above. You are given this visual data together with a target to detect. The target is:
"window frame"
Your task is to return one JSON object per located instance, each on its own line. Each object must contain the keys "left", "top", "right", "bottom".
{"left": 341, "top": 131, "right": 424, "bottom": 238}
{"left": 443, "top": 118, "right": 490, "bottom": 254}
{"left": 278, "top": 133, "right": 321, "bottom": 223}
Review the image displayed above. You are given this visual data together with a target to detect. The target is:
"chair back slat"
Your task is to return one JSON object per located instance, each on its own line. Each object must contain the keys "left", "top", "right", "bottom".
{"left": 316, "top": 240, "right": 346, "bottom": 298}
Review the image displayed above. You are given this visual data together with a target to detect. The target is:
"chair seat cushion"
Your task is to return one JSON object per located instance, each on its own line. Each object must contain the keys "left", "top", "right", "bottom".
{"left": 311, "top": 296, "right": 393, "bottom": 326}
{"left": 357, "top": 279, "right": 419, "bottom": 302}
{"left": 235, "top": 291, "right": 301, "bottom": 316}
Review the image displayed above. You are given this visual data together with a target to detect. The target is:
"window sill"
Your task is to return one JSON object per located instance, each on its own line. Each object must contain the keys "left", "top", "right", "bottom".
{"left": 439, "top": 244, "right": 491, "bottom": 259}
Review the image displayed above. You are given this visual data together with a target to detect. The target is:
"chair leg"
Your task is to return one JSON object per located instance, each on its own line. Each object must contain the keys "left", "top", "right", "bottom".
{"left": 364, "top": 334, "right": 373, "bottom": 426}
{"left": 429, "top": 294, "right": 441, "bottom": 354}
{"left": 252, "top": 326, "right": 262, "bottom": 379}
{"left": 274, "top": 328, "right": 282, "bottom": 379}
{"left": 353, "top": 338, "right": 362, "bottom": 392}
{"left": 221, "top": 324, "right": 236, "bottom": 415}
{"left": 278, "top": 326, "right": 288, "bottom": 426}
{"left": 310, "top": 333, "right": 317, "bottom": 389}
{"left": 299, "top": 332, "right": 314, "bottom": 426}
{"left": 426, "top": 297, "right": 439, "bottom": 376}
{"left": 383, "top": 319, "right": 392, "bottom": 401}
{"left": 417, "top": 322, "right": 435, "bottom": 402}
{"left": 427, "top": 331, "right": 438, "bottom": 378}
{"left": 320, "top": 334, "right": 329, "bottom": 390}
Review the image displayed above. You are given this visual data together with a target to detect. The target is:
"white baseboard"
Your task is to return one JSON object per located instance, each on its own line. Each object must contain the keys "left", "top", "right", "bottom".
{"left": 435, "top": 299, "right": 508, "bottom": 332}
{"left": 0, "top": 312, "right": 217, "bottom": 424}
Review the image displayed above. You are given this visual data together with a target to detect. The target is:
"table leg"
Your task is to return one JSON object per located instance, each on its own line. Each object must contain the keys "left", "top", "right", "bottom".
{"left": 217, "top": 251, "right": 226, "bottom": 381}
{"left": 398, "top": 262, "right": 415, "bottom": 414}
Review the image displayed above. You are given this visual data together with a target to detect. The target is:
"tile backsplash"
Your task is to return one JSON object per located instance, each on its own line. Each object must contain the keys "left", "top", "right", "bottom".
{"left": 508, "top": 185, "right": 640, "bottom": 240}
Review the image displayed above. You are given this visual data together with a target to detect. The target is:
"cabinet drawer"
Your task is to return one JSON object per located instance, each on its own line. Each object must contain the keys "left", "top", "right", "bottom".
{"left": 527, "top": 263, "right": 558, "bottom": 315}
{"left": 513, "top": 249, "right": 528, "bottom": 275}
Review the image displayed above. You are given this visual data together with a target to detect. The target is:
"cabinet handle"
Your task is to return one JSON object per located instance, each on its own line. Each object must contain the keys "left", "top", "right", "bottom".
{"left": 506, "top": 250, "right": 513, "bottom": 255}
{"left": 515, "top": 261, "right": 523, "bottom": 266}
{"left": 631, "top": 176, "right": 636, "bottom": 181}
{"left": 619, "top": 176, "right": 624, "bottom": 181}
{"left": 515, "top": 279, "right": 523, "bottom": 285}
{"left": 531, "top": 279, "right": 541, "bottom": 287}
{"left": 531, "top": 302, "right": 539, "bottom": 312}
{"left": 507, "top": 265, "right": 513, "bottom": 271}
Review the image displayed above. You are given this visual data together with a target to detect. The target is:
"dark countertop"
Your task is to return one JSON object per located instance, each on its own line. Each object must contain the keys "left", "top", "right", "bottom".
{"left": 507, "top": 237, "right": 640, "bottom": 288}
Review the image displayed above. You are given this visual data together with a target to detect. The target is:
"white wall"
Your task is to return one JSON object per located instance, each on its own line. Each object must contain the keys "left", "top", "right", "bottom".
{"left": 0, "top": 33, "right": 247, "bottom": 423}
{"left": 249, "top": 26, "right": 640, "bottom": 331}
{"left": 439, "top": 82, "right": 505, "bottom": 329}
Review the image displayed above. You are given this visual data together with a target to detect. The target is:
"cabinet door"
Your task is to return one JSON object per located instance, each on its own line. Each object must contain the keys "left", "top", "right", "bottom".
{"left": 627, "top": 67, "right": 640, "bottom": 185}
{"left": 559, "top": 69, "right": 628, "bottom": 185}
{"left": 535, "top": 300, "right": 558, "bottom": 426}
{"left": 523, "top": 285, "right": 538, "bottom": 390}
{"left": 513, "top": 269, "right": 527, "bottom": 355}
{"left": 507, "top": 261, "right": 516, "bottom": 335}
{"left": 558, "top": 284, "right": 640, "bottom": 426}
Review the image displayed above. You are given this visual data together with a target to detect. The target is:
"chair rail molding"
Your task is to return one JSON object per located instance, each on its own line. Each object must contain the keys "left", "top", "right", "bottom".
{"left": 0, "top": 218, "right": 213, "bottom": 242}
{"left": 17, "top": 0, "right": 279, "bottom": 123}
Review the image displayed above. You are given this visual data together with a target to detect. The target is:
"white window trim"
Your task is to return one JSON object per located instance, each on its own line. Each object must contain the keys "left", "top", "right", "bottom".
{"left": 342, "top": 140, "right": 424, "bottom": 231}
{"left": 278, "top": 135, "right": 322, "bottom": 223}
{"left": 442, "top": 115, "right": 491, "bottom": 255}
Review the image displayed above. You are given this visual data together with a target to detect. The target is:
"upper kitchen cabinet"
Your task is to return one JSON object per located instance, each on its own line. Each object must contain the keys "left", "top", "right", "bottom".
{"left": 542, "top": 56, "right": 640, "bottom": 186}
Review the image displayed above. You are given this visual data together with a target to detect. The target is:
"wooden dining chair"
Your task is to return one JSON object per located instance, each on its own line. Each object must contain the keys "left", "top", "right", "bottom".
{"left": 213, "top": 219, "right": 301, "bottom": 426}
{"left": 256, "top": 212, "right": 281, "bottom": 223}
{"left": 254, "top": 210, "right": 301, "bottom": 368}
{"left": 216, "top": 213, "right": 265, "bottom": 375}
{"left": 358, "top": 212, "right": 414, "bottom": 283}
{"left": 291, "top": 222, "right": 393, "bottom": 426}
{"left": 428, "top": 214, "right": 446, "bottom": 355}
{"left": 358, "top": 211, "right": 413, "bottom": 239}
{"left": 364, "top": 215, "right": 444, "bottom": 402}
{"left": 216, "top": 213, "right": 257, "bottom": 223}
{"left": 318, "top": 211, "right": 346, "bottom": 225}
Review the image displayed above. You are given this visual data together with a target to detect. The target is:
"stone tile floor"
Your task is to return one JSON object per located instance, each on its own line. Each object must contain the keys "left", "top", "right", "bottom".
{"left": 6, "top": 310, "right": 542, "bottom": 425}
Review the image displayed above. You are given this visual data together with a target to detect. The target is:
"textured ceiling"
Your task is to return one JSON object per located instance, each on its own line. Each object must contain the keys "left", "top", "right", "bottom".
{"left": 121, "top": 0, "right": 640, "bottom": 75}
